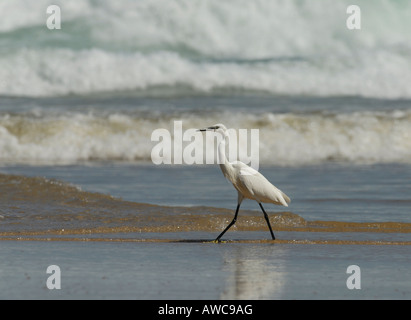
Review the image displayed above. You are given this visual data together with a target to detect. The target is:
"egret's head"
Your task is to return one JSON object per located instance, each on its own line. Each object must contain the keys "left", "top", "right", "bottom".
{"left": 197, "top": 123, "right": 227, "bottom": 132}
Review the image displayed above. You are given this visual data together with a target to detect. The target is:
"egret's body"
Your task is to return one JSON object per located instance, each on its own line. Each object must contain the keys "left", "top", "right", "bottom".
{"left": 220, "top": 160, "right": 290, "bottom": 207}
{"left": 199, "top": 124, "right": 290, "bottom": 241}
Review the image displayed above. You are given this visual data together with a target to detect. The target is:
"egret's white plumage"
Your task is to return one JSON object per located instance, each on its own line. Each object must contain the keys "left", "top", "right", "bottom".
{"left": 224, "top": 160, "right": 290, "bottom": 207}
{"left": 199, "top": 123, "right": 291, "bottom": 241}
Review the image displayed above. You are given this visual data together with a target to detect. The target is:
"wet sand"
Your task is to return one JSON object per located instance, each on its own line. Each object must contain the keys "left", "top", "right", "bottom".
{"left": 2, "top": 173, "right": 411, "bottom": 236}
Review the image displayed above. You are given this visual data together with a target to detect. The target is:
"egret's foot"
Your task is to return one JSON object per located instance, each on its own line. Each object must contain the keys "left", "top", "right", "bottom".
{"left": 213, "top": 239, "right": 232, "bottom": 243}
{"left": 202, "top": 239, "right": 221, "bottom": 243}
{"left": 209, "top": 239, "right": 230, "bottom": 243}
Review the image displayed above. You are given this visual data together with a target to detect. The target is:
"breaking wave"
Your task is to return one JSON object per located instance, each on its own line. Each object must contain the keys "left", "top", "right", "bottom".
{"left": 1, "top": 0, "right": 411, "bottom": 98}
{"left": 1, "top": 109, "right": 411, "bottom": 166}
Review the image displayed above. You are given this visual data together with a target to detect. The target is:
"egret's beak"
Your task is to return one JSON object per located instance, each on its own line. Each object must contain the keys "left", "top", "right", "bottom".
{"left": 197, "top": 126, "right": 218, "bottom": 132}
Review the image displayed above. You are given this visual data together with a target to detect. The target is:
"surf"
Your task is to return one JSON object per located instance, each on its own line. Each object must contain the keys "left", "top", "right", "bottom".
{"left": 1, "top": 108, "right": 411, "bottom": 166}
{"left": 1, "top": 0, "right": 411, "bottom": 99}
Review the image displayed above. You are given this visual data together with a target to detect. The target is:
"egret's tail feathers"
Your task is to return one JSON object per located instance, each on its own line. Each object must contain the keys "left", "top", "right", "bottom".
{"left": 281, "top": 191, "right": 291, "bottom": 207}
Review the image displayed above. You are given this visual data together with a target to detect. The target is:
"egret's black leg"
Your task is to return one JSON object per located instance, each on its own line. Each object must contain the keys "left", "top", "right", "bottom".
{"left": 215, "top": 203, "right": 241, "bottom": 242}
{"left": 259, "top": 203, "right": 275, "bottom": 240}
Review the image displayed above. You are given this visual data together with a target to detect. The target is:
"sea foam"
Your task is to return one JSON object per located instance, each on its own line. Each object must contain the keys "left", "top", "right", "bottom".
{"left": 1, "top": 0, "right": 411, "bottom": 99}
{"left": 1, "top": 110, "right": 411, "bottom": 166}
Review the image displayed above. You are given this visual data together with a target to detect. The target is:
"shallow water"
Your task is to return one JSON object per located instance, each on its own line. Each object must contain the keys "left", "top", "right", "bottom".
{"left": 1, "top": 162, "right": 411, "bottom": 223}
{"left": 1, "top": 239, "right": 410, "bottom": 300}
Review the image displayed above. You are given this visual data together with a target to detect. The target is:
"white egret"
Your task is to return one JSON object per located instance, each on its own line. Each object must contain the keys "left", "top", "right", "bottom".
{"left": 198, "top": 124, "right": 290, "bottom": 242}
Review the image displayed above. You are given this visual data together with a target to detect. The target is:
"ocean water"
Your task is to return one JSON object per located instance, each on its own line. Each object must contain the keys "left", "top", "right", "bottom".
{"left": 1, "top": 0, "right": 411, "bottom": 300}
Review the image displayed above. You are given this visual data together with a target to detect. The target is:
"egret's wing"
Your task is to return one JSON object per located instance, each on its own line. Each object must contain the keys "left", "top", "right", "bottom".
{"left": 237, "top": 166, "right": 291, "bottom": 207}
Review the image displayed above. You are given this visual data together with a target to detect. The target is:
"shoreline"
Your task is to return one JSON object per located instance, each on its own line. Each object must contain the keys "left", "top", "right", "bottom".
{"left": 2, "top": 236, "right": 411, "bottom": 246}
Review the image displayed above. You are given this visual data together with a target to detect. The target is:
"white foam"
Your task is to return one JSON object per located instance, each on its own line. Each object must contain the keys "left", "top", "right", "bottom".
{"left": 1, "top": 0, "right": 411, "bottom": 99}
{"left": 0, "top": 0, "right": 92, "bottom": 32}
{"left": 1, "top": 110, "right": 411, "bottom": 166}
{"left": 1, "top": 47, "right": 411, "bottom": 99}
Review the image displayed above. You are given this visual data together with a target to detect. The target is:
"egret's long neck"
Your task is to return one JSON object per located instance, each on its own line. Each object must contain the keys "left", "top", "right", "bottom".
{"left": 218, "top": 131, "right": 232, "bottom": 178}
